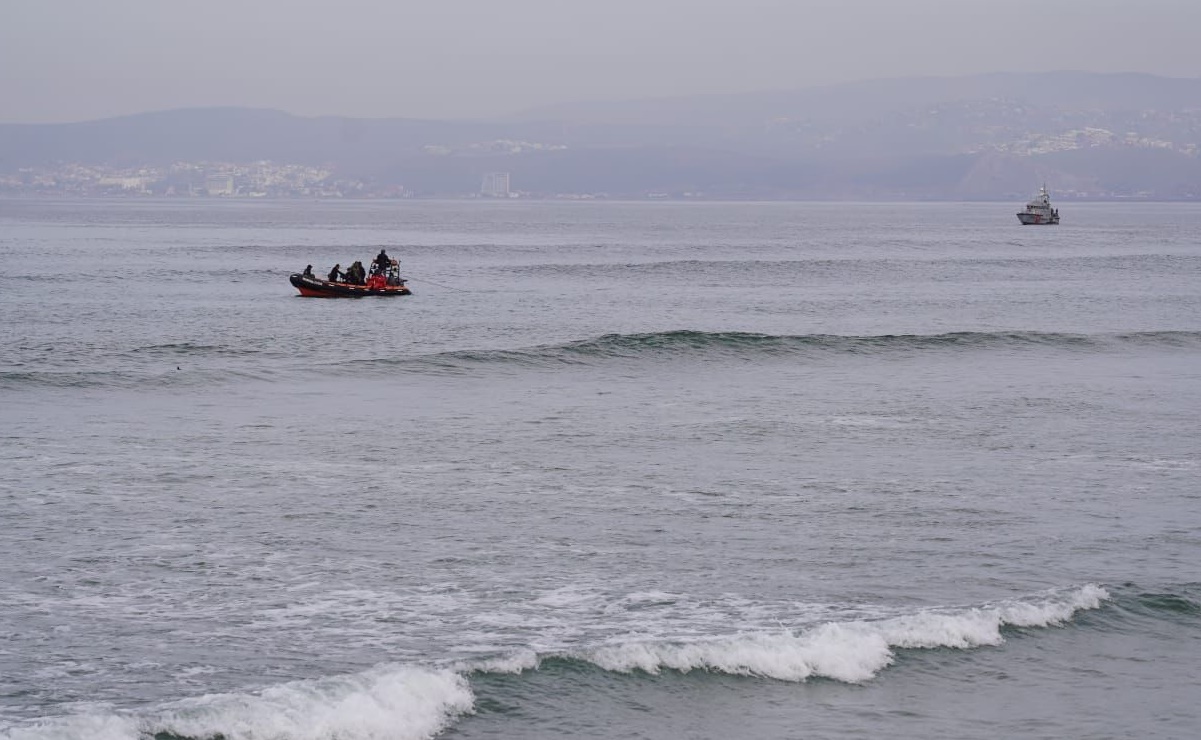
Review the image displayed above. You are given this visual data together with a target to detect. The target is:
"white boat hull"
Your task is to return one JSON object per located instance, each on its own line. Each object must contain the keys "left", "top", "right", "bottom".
{"left": 1017, "top": 185, "right": 1060, "bottom": 225}
{"left": 1017, "top": 212, "right": 1059, "bottom": 225}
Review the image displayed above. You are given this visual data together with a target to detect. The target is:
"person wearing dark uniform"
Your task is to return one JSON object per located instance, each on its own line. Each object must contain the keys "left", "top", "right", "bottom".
{"left": 302, "top": 265, "right": 314, "bottom": 278}
{"left": 372, "top": 249, "right": 391, "bottom": 275}
{"left": 328, "top": 264, "right": 343, "bottom": 282}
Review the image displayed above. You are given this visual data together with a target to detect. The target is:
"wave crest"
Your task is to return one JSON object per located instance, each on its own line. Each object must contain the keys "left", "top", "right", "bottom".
{"left": 350, "top": 329, "right": 1201, "bottom": 376}
{"left": 7, "top": 331, "right": 1200, "bottom": 389}
{"left": 587, "top": 625, "right": 892, "bottom": 683}
{"left": 570, "top": 584, "right": 1109, "bottom": 683}
{"left": 1, "top": 665, "right": 473, "bottom": 740}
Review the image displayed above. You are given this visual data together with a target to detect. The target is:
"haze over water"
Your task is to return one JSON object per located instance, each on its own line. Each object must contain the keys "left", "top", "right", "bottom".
{"left": 2, "top": 199, "right": 1200, "bottom": 739}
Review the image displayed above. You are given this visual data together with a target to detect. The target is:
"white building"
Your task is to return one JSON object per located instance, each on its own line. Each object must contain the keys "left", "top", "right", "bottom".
{"left": 205, "top": 175, "right": 235, "bottom": 196}
{"left": 98, "top": 176, "right": 150, "bottom": 192}
{"left": 480, "top": 172, "right": 511, "bottom": 197}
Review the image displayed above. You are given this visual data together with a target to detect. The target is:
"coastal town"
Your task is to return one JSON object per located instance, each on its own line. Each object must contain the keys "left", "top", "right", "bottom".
{"left": 0, "top": 157, "right": 1179, "bottom": 201}
{"left": 0, "top": 160, "right": 654, "bottom": 200}
{"left": 0, "top": 161, "right": 391, "bottom": 198}
{"left": 0, "top": 137, "right": 575, "bottom": 199}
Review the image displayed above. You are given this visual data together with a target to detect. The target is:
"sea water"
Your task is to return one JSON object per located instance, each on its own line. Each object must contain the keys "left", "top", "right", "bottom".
{"left": 1, "top": 199, "right": 1199, "bottom": 739}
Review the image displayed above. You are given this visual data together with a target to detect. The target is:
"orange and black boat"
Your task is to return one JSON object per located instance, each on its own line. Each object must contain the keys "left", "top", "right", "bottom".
{"left": 290, "top": 261, "right": 412, "bottom": 298}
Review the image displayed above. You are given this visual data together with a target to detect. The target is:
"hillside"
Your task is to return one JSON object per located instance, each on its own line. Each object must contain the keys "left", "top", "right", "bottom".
{"left": 3, "top": 72, "right": 1200, "bottom": 199}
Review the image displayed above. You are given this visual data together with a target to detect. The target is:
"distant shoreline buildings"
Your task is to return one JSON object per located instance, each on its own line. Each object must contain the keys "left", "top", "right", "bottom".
{"left": 0, "top": 161, "right": 365, "bottom": 198}
{"left": 0, "top": 156, "right": 1194, "bottom": 202}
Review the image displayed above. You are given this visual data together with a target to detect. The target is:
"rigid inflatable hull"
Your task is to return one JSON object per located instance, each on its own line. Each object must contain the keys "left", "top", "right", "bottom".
{"left": 290, "top": 273, "right": 412, "bottom": 297}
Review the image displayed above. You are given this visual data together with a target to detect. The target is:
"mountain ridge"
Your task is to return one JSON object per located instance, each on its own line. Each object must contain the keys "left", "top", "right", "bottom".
{"left": 4, "top": 72, "right": 1200, "bottom": 199}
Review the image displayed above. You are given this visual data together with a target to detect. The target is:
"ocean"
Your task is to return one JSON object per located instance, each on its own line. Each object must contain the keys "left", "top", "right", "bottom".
{"left": 1, "top": 198, "right": 1199, "bottom": 740}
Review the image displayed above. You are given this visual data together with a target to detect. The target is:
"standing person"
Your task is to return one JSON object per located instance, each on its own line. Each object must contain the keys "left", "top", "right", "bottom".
{"left": 328, "top": 263, "right": 343, "bottom": 282}
{"left": 373, "top": 248, "right": 391, "bottom": 275}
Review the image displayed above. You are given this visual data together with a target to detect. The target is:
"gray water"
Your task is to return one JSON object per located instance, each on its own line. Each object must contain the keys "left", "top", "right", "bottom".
{"left": 1, "top": 199, "right": 1199, "bottom": 740}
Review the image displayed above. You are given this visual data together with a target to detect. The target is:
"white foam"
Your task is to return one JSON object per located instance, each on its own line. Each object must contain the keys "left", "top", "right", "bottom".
{"left": 460, "top": 649, "right": 541, "bottom": 675}
{"left": 1, "top": 714, "right": 140, "bottom": 740}
{"left": 995, "top": 583, "right": 1109, "bottom": 626}
{"left": 575, "top": 585, "right": 1110, "bottom": 684}
{"left": 151, "top": 664, "right": 473, "bottom": 740}
{"left": 1, "top": 586, "right": 1113, "bottom": 738}
{"left": 1, "top": 664, "right": 473, "bottom": 740}
{"left": 586, "top": 624, "right": 893, "bottom": 683}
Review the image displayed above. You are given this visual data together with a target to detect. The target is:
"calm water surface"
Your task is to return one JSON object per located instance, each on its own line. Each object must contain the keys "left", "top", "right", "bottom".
{"left": 1, "top": 199, "right": 1199, "bottom": 739}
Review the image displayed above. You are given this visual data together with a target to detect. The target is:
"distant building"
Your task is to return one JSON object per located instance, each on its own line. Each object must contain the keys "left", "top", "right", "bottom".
{"left": 480, "top": 172, "right": 511, "bottom": 198}
{"left": 98, "top": 176, "right": 149, "bottom": 192}
{"left": 205, "top": 175, "right": 235, "bottom": 196}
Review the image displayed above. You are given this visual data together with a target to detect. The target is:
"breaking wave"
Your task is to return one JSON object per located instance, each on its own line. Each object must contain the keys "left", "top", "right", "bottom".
{"left": 0, "top": 586, "right": 1113, "bottom": 739}
{"left": 468, "top": 584, "right": 1109, "bottom": 684}
{"left": 0, "top": 665, "right": 472, "bottom": 740}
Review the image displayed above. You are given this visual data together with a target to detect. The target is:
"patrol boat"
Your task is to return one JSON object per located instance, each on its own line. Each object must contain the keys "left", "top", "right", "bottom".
{"left": 290, "top": 260, "right": 412, "bottom": 297}
{"left": 1017, "top": 185, "right": 1060, "bottom": 225}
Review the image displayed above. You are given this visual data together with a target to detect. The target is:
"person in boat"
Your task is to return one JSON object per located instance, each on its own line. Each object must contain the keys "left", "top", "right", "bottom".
{"left": 328, "top": 263, "right": 344, "bottom": 282}
{"left": 350, "top": 261, "right": 367, "bottom": 284}
{"left": 372, "top": 249, "right": 392, "bottom": 276}
{"left": 302, "top": 265, "right": 314, "bottom": 278}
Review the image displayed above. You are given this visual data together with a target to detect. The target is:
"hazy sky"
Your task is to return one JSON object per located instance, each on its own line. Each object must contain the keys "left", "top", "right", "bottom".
{"left": 3, "top": 0, "right": 1200, "bottom": 123}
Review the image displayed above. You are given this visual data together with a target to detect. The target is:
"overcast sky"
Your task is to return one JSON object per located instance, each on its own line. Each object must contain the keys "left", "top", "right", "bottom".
{"left": 3, "top": 0, "right": 1199, "bottom": 124}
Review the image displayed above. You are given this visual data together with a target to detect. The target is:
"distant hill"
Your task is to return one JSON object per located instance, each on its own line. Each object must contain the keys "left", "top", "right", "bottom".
{"left": 4, "top": 72, "right": 1201, "bottom": 199}
{"left": 0, "top": 108, "right": 506, "bottom": 170}
{"left": 512, "top": 72, "right": 1201, "bottom": 128}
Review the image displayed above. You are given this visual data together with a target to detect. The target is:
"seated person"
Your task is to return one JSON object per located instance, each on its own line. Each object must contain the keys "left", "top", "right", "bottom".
{"left": 327, "top": 264, "right": 343, "bottom": 282}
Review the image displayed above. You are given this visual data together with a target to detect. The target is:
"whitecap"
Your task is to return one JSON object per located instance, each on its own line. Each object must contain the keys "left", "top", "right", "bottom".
{"left": 570, "top": 584, "right": 1110, "bottom": 684}
{"left": 1, "top": 664, "right": 473, "bottom": 740}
